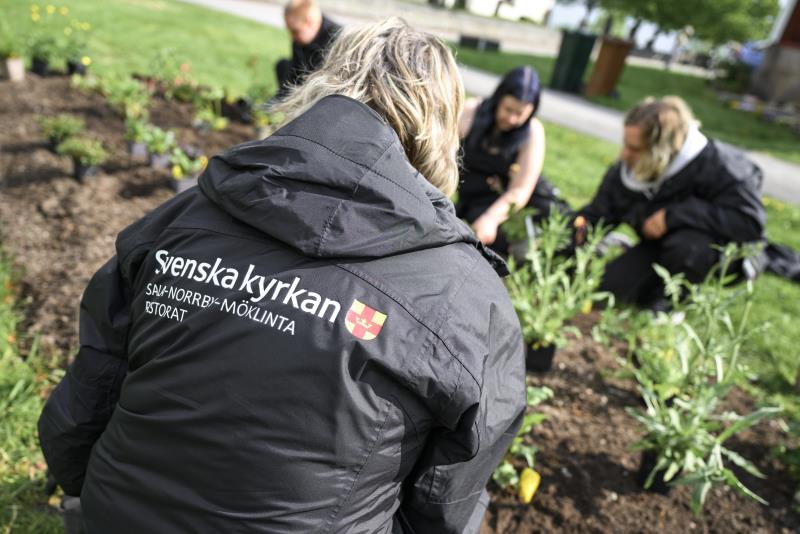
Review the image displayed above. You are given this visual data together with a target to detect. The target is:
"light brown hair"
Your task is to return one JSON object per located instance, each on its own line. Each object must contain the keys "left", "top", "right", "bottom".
{"left": 270, "top": 18, "right": 465, "bottom": 197}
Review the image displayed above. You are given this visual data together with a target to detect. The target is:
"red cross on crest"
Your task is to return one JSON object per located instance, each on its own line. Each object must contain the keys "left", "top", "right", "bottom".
{"left": 345, "top": 300, "right": 387, "bottom": 341}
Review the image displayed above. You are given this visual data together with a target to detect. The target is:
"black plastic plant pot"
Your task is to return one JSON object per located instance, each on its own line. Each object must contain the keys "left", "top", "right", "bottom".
{"left": 128, "top": 141, "right": 148, "bottom": 160}
{"left": 66, "top": 60, "right": 87, "bottom": 76}
{"left": 220, "top": 98, "right": 253, "bottom": 124}
{"left": 149, "top": 152, "right": 171, "bottom": 169}
{"left": 31, "top": 57, "right": 50, "bottom": 77}
{"left": 171, "top": 176, "right": 197, "bottom": 194}
{"left": 525, "top": 343, "right": 556, "bottom": 373}
{"left": 636, "top": 450, "right": 673, "bottom": 495}
{"left": 74, "top": 161, "right": 98, "bottom": 181}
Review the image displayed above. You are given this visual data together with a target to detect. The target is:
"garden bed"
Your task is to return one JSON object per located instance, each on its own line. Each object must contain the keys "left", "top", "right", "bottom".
{"left": 0, "top": 75, "right": 798, "bottom": 533}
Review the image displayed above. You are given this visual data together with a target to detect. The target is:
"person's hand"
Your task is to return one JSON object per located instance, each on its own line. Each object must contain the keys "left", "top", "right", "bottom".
{"left": 642, "top": 208, "right": 667, "bottom": 240}
{"left": 472, "top": 215, "right": 499, "bottom": 245}
{"left": 573, "top": 215, "right": 587, "bottom": 246}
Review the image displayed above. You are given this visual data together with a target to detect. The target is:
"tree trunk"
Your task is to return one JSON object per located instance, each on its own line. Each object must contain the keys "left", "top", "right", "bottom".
{"left": 628, "top": 19, "right": 642, "bottom": 42}
{"left": 494, "top": 0, "right": 504, "bottom": 18}
{"left": 645, "top": 29, "right": 661, "bottom": 51}
{"left": 579, "top": 0, "right": 597, "bottom": 30}
{"left": 602, "top": 14, "right": 614, "bottom": 36}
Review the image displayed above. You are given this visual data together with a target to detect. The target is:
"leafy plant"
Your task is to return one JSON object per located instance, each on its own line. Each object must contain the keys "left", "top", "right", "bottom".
{"left": 500, "top": 206, "right": 537, "bottom": 244}
{"left": 143, "top": 126, "right": 175, "bottom": 156}
{"left": 506, "top": 210, "right": 612, "bottom": 349}
{"left": 150, "top": 48, "right": 197, "bottom": 101}
{"left": 28, "top": 33, "right": 58, "bottom": 63}
{"left": 193, "top": 86, "right": 229, "bottom": 131}
{"left": 124, "top": 117, "right": 149, "bottom": 143}
{"left": 62, "top": 16, "right": 92, "bottom": 62}
{"left": 170, "top": 147, "right": 208, "bottom": 180}
{"left": 101, "top": 75, "right": 150, "bottom": 119}
{"left": 493, "top": 385, "right": 553, "bottom": 495}
{"left": 628, "top": 248, "right": 781, "bottom": 513}
{"left": 56, "top": 137, "right": 107, "bottom": 166}
{"left": 37, "top": 114, "right": 85, "bottom": 145}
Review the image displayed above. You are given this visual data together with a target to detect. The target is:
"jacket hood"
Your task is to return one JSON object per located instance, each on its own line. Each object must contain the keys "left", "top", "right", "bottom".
{"left": 199, "top": 95, "right": 507, "bottom": 274}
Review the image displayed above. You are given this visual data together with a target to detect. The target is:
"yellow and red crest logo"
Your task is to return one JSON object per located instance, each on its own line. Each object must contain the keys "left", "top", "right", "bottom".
{"left": 345, "top": 300, "right": 387, "bottom": 341}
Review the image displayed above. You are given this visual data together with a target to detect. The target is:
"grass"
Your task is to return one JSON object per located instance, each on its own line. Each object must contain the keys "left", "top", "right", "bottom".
{"left": 1, "top": 0, "right": 291, "bottom": 96}
{"left": 454, "top": 46, "right": 800, "bottom": 165}
{"left": 0, "top": 254, "right": 62, "bottom": 533}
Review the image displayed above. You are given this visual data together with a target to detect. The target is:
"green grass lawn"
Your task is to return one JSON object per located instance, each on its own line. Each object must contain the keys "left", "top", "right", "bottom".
{"left": 1, "top": 0, "right": 291, "bottom": 96}
{"left": 454, "top": 46, "right": 800, "bottom": 165}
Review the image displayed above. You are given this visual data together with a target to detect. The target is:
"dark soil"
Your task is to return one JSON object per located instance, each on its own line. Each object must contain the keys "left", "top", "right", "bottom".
{"left": 1, "top": 75, "right": 798, "bottom": 533}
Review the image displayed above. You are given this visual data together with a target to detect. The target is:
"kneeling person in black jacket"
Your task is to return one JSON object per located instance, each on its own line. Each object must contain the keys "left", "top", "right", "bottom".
{"left": 38, "top": 19, "right": 525, "bottom": 534}
{"left": 576, "top": 96, "right": 765, "bottom": 307}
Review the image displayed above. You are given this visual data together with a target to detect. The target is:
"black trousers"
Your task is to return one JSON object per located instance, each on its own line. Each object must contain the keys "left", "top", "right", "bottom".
{"left": 600, "top": 229, "right": 720, "bottom": 307}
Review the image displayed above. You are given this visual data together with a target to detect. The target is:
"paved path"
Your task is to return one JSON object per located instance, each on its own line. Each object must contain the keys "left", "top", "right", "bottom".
{"left": 178, "top": 0, "right": 800, "bottom": 204}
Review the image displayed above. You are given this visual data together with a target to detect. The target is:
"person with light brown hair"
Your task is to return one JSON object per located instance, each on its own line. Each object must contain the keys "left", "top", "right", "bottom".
{"left": 276, "top": 0, "right": 340, "bottom": 97}
{"left": 574, "top": 95, "right": 765, "bottom": 308}
{"left": 39, "top": 18, "right": 524, "bottom": 534}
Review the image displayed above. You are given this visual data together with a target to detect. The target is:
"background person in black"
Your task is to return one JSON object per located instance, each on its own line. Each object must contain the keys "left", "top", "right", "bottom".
{"left": 456, "top": 66, "right": 568, "bottom": 256}
{"left": 575, "top": 96, "right": 766, "bottom": 308}
{"left": 275, "top": 0, "right": 340, "bottom": 97}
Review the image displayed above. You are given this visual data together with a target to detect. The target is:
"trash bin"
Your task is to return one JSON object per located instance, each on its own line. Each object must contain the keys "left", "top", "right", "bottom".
{"left": 550, "top": 30, "right": 597, "bottom": 93}
{"left": 585, "top": 37, "right": 633, "bottom": 97}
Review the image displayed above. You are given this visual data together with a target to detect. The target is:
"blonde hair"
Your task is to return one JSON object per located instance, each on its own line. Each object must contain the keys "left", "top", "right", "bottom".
{"left": 271, "top": 18, "right": 464, "bottom": 197}
{"left": 625, "top": 96, "right": 699, "bottom": 181}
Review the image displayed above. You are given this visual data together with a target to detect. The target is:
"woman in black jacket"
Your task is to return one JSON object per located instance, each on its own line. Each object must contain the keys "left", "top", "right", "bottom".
{"left": 576, "top": 96, "right": 766, "bottom": 307}
{"left": 38, "top": 18, "right": 525, "bottom": 534}
{"left": 457, "top": 66, "right": 567, "bottom": 255}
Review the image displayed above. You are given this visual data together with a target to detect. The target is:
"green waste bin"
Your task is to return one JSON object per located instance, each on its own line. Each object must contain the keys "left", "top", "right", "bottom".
{"left": 549, "top": 30, "right": 597, "bottom": 93}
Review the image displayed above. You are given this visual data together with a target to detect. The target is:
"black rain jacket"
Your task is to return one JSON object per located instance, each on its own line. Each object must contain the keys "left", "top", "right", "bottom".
{"left": 38, "top": 95, "right": 526, "bottom": 534}
{"left": 578, "top": 140, "right": 766, "bottom": 243}
{"left": 280, "top": 16, "right": 340, "bottom": 95}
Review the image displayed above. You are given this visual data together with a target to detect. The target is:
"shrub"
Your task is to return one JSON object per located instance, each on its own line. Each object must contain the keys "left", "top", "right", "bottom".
{"left": 57, "top": 137, "right": 107, "bottom": 166}
{"left": 37, "top": 114, "right": 85, "bottom": 145}
{"left": 143, "top": 126, "right": 176, "bottom": 156}
{"left": 124, "top": 117, "right": 149, "bottom": 143}
{"left": 170, "top": 147, "right": 208, "bottom": 180}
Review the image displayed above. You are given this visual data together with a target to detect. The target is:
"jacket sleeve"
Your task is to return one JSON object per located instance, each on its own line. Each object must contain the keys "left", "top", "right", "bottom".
{"left": 396, "top": 276, "right": 526, "bottom": 533}
{"left": 664, "top": 160, "right": 765, "bottom": 243}
{"left": 577, "top": 163, "right": 623, "bottom": 229}
{"left": 38, "top": 229, "right": 153, "bottom": 496}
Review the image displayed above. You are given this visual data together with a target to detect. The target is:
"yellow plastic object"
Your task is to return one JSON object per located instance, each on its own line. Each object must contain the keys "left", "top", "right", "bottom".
{"left": 518, "top": 468, "right": 541, "bottom": 504}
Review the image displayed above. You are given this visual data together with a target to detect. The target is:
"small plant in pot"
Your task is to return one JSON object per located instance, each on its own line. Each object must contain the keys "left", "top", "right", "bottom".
{"left": 143, "top": 126, "right": 176, "bottom": 169}
{"left": 193, "top": 87, "right": 229, "bottom": 132}
{"left": 28, "top": 34, "right": 59, "bottom": 77}
{"left": 169, "top": 147, "right": 208, "bottom": 193}
{"left": 124, "top": 117, "right": 150, "bottom": 160}
{"left": 102, "top": 75, "right": 151, "bottom": 119}
{"left": 506, "top": 211, "right": 612, "bottom": 372}
{"left": 37, "top": 114, "right": 85, "bottom": 151}
{"left": 57, "top": 136, "right": 107, "bottom": 181}
{"left": 0, "top": 21, "right": 26, "bottom": 82}
{"left": 63, "top": 17, "right": 92, "bottom": 76}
